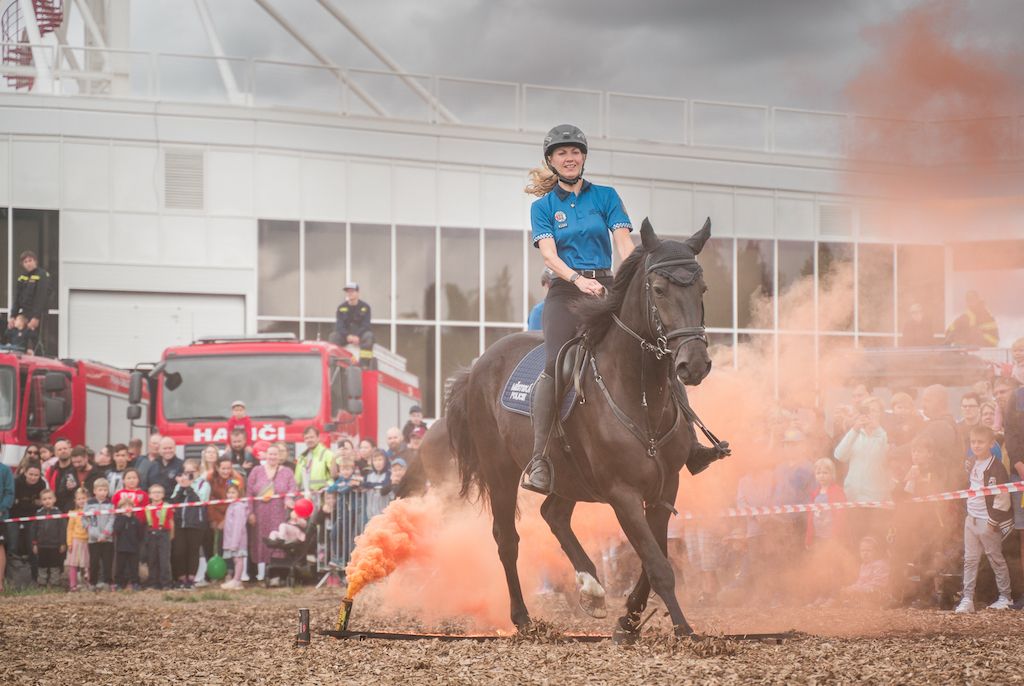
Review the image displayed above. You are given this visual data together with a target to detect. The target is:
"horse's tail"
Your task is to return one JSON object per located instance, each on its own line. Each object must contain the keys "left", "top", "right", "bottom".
{"left": 446, "top": 367, "right": 486, "bottom": 502}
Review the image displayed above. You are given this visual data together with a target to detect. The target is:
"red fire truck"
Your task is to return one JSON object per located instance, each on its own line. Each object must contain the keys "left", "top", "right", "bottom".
{"left": 0, "top": 351, "right": 149, "bottom": 467}
{"left": 126, "top": 334, "right": 419, "bottom": 460}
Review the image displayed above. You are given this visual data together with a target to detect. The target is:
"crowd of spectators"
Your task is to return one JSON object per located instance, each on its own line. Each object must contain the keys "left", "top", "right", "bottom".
{"left": 0, "top": 404, "right": 430, "bottom": 593}
{"left": 671, "top": 340, "right": 1024, "bottom": 613}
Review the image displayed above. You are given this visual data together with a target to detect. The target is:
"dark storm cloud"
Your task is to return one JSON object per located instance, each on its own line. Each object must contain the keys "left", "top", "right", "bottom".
{"left": 131, "top": 0, "right": 1024, "bottom": 112}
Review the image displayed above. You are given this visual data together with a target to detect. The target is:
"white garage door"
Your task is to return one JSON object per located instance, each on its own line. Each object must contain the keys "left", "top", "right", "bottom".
{"left": 68, "top": 290, "right": 246, "bottom": 368}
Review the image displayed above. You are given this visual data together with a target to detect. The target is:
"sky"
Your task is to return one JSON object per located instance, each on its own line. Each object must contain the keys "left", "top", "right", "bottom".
{"left": 128, "top": 0, "right": 1024, "bottom": 114}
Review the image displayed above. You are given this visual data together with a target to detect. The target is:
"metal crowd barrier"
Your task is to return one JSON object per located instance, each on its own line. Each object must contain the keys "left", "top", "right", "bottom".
{"left": 317, "top": 489, "right": 370, "bottom": 578}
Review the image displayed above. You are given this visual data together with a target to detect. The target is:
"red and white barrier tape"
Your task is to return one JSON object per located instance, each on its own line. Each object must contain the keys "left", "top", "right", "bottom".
{"left": 1, "top": 490, "right": 312, "bottom": 524}
{"left": 4, "top": 481, "right": 1023, "bottom": 525}
{"left": 676, "top": 480, "right": 1024, "bottom": 520}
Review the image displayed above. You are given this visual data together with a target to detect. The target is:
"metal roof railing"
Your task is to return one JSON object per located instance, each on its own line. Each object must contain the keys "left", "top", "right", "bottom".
{"left": 1, "top": 42, "right": 1021, "bottom": 161}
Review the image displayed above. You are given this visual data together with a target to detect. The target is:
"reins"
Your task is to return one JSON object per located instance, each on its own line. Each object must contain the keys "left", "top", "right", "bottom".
{"left": 581, "top": 250, "right": 725, "bottom": 510}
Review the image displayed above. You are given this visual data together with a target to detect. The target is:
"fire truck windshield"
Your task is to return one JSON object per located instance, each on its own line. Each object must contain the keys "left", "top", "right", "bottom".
{"left": 160, "top": 353, "right": 323, "bottom": 422}
{"left": 0, "top": 366, "right": 14, "bottom": 430}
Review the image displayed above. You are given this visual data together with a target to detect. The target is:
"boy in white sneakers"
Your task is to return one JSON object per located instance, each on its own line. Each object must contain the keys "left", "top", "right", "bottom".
{"left": 955, "top": 425, "right": 1014, "bottom": 613}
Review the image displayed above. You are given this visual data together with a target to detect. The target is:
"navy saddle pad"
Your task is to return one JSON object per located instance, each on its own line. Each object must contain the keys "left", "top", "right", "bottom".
{"left": 500, "top": 344, "right": 578, "bottom": 420}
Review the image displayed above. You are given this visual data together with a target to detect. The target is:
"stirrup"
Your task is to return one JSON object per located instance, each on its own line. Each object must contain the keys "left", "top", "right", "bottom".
{"left": 520, "top": 457, "right": 552, "bottom": 495}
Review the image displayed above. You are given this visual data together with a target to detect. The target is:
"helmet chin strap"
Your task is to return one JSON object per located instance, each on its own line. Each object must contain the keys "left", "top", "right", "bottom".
{"left": 548, "top": 162, "right": 585, "bottom": 186}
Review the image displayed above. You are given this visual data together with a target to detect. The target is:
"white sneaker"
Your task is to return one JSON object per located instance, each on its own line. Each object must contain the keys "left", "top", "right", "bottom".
{"left": 193, "top": 579, "right": 209, "bottom": 588}
{"left": 241, "top": 573, "right": 250, "bottom": 582}
{"left": 221, "top": 579, "right": 242, "bottom": 590}
{"left": 954, "top": 598, "right": 975, "bottom": 614}
{"left": 988, "top": 596, "right": 1012, "bottom": 610}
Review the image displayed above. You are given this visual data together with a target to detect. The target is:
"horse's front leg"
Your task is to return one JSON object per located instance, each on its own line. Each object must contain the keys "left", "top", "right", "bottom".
{"left": 540, "top": 494, "right": 606, "bottom": 618}
{"left": 608, "top": 484, "right": 693, "bottom": 639}
{"left": 614, "top": 474, "right": 678, "bottom": 643}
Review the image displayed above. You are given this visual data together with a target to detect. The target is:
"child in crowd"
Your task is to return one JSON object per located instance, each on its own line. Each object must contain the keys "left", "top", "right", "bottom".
{"left": 385, "top": 457, "right": 410, "bottom": 499}
{"left": 401, "top": 404, "right": 427, "bottom": 443}
{"left": 169, "top": 464, "right": 207, "bottom": 589}
{"left": 1009, "top": 337, "right": 1024, "bottom": 386}
{"left": 113, "top": 469, "right": 148, "bottom": 524}
{"left": 106, "top": 444, "right": 132, "bottom": 495}
{"left": 144, "top": 484, "right": 173, "bottom": 590}
{"left": 84, "top": 478, "right": 115, "bottom": 589}
{"left": 805, "top": 458, "right": 848, "bottom": 605}
{"left": 220, "top": 483, "right": 248, "bottom": 590}
{"left": 268, "top": 511, "right": 307, "bottom": 544}
{"left": 955, "top": 425, "right": 1013, "bottom": 613}
{"left": 30, "top": 489, "right": 65, "bottom": 586}
{"left": 328, "top": 455, "right": 363, "bottom": 494}
{"left": 227, "top": 400, "right": 252, "bottom": 447}
{"left": 113, "top": 497, "right": 143, "bottom": 590}
{"left": 839, "top": 536, "right": 890, "bottom": 606}
{"left": 363, "top": 450, "right": 392, "bottom": 518}
{"left": 896, "top": 435, "right": 959, "bottom": 608}
{"left": 65, "top": 488, "right": 90, "bottom": 591}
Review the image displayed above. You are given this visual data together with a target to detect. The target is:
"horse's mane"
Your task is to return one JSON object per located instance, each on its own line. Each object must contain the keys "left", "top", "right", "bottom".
{"left": 572, "top": 247, "right": 647, "bottom": 343}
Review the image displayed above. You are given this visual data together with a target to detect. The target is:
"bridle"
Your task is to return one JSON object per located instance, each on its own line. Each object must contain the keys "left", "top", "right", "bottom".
{"left": 611, "top": 253, "right": 708, "bottom": 360}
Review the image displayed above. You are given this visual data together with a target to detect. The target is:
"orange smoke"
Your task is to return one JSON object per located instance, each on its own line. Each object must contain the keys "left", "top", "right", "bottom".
{"left": 344, "top": 496, "right": 442, "bottom": 598}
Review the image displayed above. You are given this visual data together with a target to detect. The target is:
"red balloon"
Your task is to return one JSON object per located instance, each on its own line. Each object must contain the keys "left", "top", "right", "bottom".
{"left": 293, "top": 497, "right": 314, "bottom": 519}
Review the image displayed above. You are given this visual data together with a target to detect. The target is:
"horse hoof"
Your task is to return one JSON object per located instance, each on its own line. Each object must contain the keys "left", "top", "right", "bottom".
{"left": 612, "top": 627, "right": 640, "bottom": 645}
{"left": 575, "top": 572, "right": 607, "bottom": 619}
{"left": 579, "top": 591, "right": 607, "bottom": 619}
{"left": 674, "top": 625, "right": 696, "bottom": 640}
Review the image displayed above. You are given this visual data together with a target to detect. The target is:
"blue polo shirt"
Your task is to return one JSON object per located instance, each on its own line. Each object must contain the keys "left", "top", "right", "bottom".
{"left": 530, "top": 181, "right": 632, "bottom": 271}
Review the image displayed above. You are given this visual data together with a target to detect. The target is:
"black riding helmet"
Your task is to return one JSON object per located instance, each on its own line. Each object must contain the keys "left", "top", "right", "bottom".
{"left": 543, "top": 124, "right": 588, "bottom": 185}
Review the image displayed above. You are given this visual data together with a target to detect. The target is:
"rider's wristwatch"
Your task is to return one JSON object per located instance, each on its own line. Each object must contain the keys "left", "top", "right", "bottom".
{"left": 569, "top": 272, "right": 581, "bottom": 283}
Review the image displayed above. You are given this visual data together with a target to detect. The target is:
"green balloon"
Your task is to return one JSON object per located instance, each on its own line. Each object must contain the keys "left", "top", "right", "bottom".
{"left": 206, "top": 555, "right": 228, "bottom": 581}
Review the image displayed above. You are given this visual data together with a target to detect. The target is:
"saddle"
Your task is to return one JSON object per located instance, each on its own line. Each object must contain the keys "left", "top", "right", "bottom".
{"left": 499, "top": 342, "right": 586, "bottom": 420}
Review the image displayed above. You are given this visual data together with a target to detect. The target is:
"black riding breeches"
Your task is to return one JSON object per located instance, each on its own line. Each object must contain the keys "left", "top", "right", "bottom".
{"left": 541, "top": 276, "right": 614, "bottom": 375}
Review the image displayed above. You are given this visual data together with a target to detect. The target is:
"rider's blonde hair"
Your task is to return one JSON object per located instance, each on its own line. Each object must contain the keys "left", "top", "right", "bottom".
{"left": 524, "top": 161, "right": 558, "bottom": 197}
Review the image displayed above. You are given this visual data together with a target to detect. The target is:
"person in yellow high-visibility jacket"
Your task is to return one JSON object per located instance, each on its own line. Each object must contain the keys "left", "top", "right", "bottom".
{"left": 945, "top": 290, "right": 999, "bottom": 348}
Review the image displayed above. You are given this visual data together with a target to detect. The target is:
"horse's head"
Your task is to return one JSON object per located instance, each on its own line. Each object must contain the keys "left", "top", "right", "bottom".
{"left": 640, "top": 218, "right": 713, "bottom": 386}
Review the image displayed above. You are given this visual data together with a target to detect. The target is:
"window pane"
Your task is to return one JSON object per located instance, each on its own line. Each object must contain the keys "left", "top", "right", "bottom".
{"left": 485, "top": 326, "right": 522, "bottom": 351}
{"left": 440, "top": 227, "right": 479, "bottom": 321}
{"left": 857, "top": 244, "right": 894, "bottom": 333}
{"left": 737, "top": 333, "right": 773, "bottom": 373}
{"left": 396, "top": 226, "right": 435, "bottom": 320}
{"left": 305, "top": 221, "right": 346, "bottom": 318}
{"left": 702, "top": 238, "right": 733, "bottom": 329}
{"left": 859, "top": 335, "right": 895, "bottom": 348}
{"left": 40, "top": 313, "right": 58, "bottom": 356}
{"left": 12, "top": 209, "right": 59, "bottom": 311}
{"left": 897, "top": 245, "right": 945, "bottom": 339}
{"left": 818, "top": 242, "right": 854, "bottom": 332}
{"left": 351, "top": 223, "right": 391, "bottom": 319}
{"left": 485, "top": 230, "right": 524, "bottom": 324}
{"left": 778, "top": 240, "right": 815, "bottom": 331}
{"left": 707, "top": 332, "right": 734, "bottom": 368}
{"left": 441, "top": 326, "right": 479, "bottom": 409}
{"left": 528, "top": 238, "right": 546, "bottom": 311}
{"left": 736, "top": 239, "right": 773, "bottom": 329}
{"left": 777, "top": 334, "right": 815, "bottom": 398}
{"left": 258, "top": 220, "right": 299, "bottom": 316}
{"left": 396, "top": 324, "right": 435, "bottom": 416}
{"left": 257, "top": 319, "right": 300, "bottom": 338}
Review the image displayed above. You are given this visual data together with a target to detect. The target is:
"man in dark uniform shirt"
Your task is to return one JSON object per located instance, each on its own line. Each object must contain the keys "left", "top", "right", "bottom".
{"left": 9, "top": 251, "right": 50, "bottom": 352}
{"left": 331, "top": 282, "right": 375, "bottom": 368}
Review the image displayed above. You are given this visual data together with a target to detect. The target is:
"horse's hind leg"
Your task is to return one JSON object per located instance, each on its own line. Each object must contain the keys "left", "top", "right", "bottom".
{"left": 608, "top": 489, "right": 694, "bottom": 638}
{"left": 540, "top": 495, "right": 606, "bottom": 618}
{"left": 491, "top": 485, "right": 531, "bottom": 630}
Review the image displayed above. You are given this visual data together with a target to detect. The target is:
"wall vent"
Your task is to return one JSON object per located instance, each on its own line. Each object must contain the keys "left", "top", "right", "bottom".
{"left": 164, "top": 149, "right": 204, "bottom": 210}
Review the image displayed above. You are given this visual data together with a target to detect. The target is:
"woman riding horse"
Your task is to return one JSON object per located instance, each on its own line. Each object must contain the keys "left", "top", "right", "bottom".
{"left": 523, "top": 124, "right": 636, "bottom": 494}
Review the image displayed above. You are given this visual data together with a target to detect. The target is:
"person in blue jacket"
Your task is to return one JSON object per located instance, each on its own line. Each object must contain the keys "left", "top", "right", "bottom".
{"left": 521, "top": 124, "right": 635, "bottom": 494}
{"left": 527, "top": 271, "right": 552, "bottom": 331}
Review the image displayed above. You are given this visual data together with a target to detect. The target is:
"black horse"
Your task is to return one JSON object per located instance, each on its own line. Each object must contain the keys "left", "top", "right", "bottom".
{"left": 446, "top": 218, "right": 726, "bottom": 639}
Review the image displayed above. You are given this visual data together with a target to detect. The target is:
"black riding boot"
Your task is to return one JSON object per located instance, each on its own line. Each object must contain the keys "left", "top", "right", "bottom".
{"left": 522, "top": 373, "right": 556, "bottom": 494}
